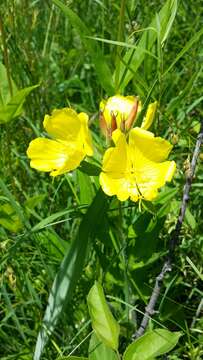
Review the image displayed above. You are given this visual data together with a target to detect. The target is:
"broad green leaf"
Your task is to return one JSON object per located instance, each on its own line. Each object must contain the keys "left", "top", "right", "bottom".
{"left": 123, "top": 329, "right": 182, "bottom": 360}
{"left": 0, "top": 84, "right": 39, "bottom": 123}
{"left": 118, "top": 0, "right": 177, "bottom": 91}
{"left": 77, "top": 171, "right": 95, "bottom": 205}
{"left": 34, "top": 189, "right": 107, "bottom": 360}
{"left": 52, "top": 0, "right": 114, "bottom": 95}
{"left": 0, "top": 62, "right": 18, "bottom": 106}
{"left": 87, "top": 282, "right": 120, "bottom": 350}
{"left": 89, "top": 333, "right": 118, "bottom": 360}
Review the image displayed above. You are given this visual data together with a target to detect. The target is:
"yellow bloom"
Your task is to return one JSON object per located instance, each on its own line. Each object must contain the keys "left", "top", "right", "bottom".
{"left": 99, "top": 128, "right": 176, "bottom": 202}
{"left": 141, "top": 101, "right": 158, "bottom": 130}
{"left": 27, "top": 108, "right": 93, "bottom": 176}
{"left": 100, "top": 94, "right": 157, "bottom": 136}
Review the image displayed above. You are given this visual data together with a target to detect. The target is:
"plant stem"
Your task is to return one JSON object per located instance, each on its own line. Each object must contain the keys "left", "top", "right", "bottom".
{"left": 118, "top": 202, "right": 130, "bottom": 323}
{"left": 42, "top": 4, "right": 55, "bottom": 58}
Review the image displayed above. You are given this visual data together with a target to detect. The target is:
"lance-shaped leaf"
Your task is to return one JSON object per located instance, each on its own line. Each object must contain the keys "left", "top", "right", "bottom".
{"left": 87, "top": 282, "right": 120, "bottom": 351}
{"left": 123, "top": 329, "right": 182, "bottom": 360}
{"left": 34, "top": 189, "right": 107, "bottom": 360}
{"left": 0, "top": 84, "right": 39, "bottom": 124}
{"left": 0, "top": 62, "right": 18, "bottom": 106}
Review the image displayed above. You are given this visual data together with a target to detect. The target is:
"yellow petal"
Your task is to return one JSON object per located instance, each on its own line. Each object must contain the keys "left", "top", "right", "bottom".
{"left": 102, "top": 130, "right": 127, "bottom": 177}
{"left": 78, "top": 112, "right": 93, "bottom": 156}
{"left": 27, "top": 107, "right": 93, "bottom": 177}
{"left": 99, "top": 172, "right": 132, "bottom": 201}
{"left": 43, "top": 108, "right": 81, "bottom": 142}
{"left": 141, "top": 101, "right": 157, "bottom": 130}
{"left": 129, "top": 127, "right": 173, "bottom": 162}
{"left": 27, "top": 138, "right": 85, "bottom": 176}
{"left": 100, "top": 127, "right": 176, "bottom": 202}
{"left": 131, "top": 155, "right": 176, "bottom": 201}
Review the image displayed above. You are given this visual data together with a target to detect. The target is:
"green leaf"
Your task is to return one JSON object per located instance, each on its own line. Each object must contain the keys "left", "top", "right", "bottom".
{"left": 52, "top": 0, "right": 114, "bottom": 95}
{"left": 118, "top": 0, "right": 177, "bottom": 91}
{"left": 185, "top": 208, "right": 197, "bottom": 230}
{"left": 0, "top": 62, "right": 18, "bottom": 106}
{"left": 0, "top": 84, "right": 39, "bottom": 124}
{"left": 34, "top": 189, "right": 107, "bottom": 360}
{"left": 89, "top": 333, "right": 118, "bottom": 360}
{"left": 155, "top": 187, "right": 178, "bottom": 205}
{"left": 123, "top": 329, "right": 182, "bottom": 360}
{"left": 77, "top": 171, "right": 95, "bottom": 205}
{"left": 87, "top": 282, "right": 120, "bottom": 351}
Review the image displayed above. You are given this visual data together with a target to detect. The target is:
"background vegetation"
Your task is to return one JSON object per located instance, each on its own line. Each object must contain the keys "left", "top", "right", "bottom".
{"left": 0, "top": 0, "right": 203, "bottom": 359}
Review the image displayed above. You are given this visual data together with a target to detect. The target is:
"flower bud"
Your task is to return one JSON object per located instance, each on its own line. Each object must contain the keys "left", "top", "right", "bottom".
{"left": 100, "top": 95, "right": 141, "bottom": 137}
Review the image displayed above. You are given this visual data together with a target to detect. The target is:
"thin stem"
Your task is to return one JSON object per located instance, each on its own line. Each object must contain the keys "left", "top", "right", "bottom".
{"left": 42, "top": 4, "right": 55, "bottom": 58}
{"left": 134, "top": 118, "right": 203, "bottom": 338}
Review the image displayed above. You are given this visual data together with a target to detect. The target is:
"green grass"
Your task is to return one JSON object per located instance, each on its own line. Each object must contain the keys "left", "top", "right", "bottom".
{"left": 0, "top": 0, "right": 203, "bottom": 359}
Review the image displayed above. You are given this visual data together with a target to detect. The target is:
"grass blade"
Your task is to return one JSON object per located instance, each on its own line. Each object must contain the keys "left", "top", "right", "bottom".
{"left": 0, "top": 84, "right": 39, "bottom": 124}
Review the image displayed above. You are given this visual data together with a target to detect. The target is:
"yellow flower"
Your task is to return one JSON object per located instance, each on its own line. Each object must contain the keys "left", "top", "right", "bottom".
{"left": 99, "top": 94, "right": 157, "bottom": 136}
{"left": 99, "top": 128, "right": 176, "bottom": 202}
{"left": 27, "top": 108, "right": 93, "bottom": 176}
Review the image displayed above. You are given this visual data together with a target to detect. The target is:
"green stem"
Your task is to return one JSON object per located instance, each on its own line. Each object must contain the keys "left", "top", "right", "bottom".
{"left": 118, "top": 202, "right": 129, "bottom": 322}
{"left": 42, "top": 4, "right": 55, "bottom": 57}
{"left": 115, "top": 0, "right": 126, "bottom": 92}
{"left": 65, "top": 174, "right": 80, "bottom": 205}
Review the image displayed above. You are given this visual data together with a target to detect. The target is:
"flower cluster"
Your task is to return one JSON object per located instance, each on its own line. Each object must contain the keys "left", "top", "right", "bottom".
{"left": 27, "top": 95, "right": 176, "bottom": 202}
